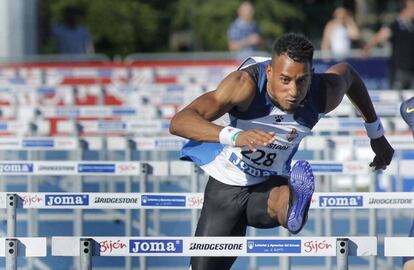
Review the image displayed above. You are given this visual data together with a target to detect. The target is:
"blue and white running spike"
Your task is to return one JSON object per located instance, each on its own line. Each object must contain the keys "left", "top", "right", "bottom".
{"left": 287, "top": 160, "right": 315, "bottom": 234}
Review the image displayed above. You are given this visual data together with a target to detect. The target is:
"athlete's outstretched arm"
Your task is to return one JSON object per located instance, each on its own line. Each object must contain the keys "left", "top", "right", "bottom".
{"left": 170, "top": 70, "right": 274, "bottom": 150}
{"left": 321, "top": 62, "right": 394, "bottom": 170}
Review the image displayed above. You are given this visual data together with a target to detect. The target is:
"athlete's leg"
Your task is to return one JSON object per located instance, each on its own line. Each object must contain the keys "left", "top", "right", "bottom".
{"left": 190, "top": 177, "right": 248, "bottom": 270}
{"left": 246, "top": 176, "right": 288, "bottom": 228}
{"left": 247, "top": 160, "right": 314, "bottom": 234}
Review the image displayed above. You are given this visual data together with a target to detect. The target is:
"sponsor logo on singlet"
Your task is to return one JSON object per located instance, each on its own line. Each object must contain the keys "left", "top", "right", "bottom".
{"left": 286, "top": 128, "right": 298, "bottom": 142}
{"left": 228, "top": 153, "right": 278, "bottom": 177}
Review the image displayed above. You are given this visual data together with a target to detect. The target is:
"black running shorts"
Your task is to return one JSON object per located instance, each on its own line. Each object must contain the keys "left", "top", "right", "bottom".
{"left": 190, "top": 175, "right": 288, "bottom": 270}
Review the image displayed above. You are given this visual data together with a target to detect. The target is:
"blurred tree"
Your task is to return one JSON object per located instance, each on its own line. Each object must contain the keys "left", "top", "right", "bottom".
{"left": 285, "top": 0, "right": 339, "bottom": 47}
{"left": 87, "top": 0, "right": 159, "bottom": 55}
{"left": 42, "top": 0, "right": 160, "bottom": 56}
{"left": 255, "top": 0, "right": 304, "bottom": 47}
{"left": 171, "top": 0, "right": 303, "bottom": 51}
{"left": 40, "top": 0, "right": 307, "bottom": 55}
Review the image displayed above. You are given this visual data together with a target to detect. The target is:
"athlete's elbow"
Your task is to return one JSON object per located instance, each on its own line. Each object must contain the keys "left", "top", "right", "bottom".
{"left": 169, "top": 114, "right": 181, "bottom": 136}
{"left": 335, "top": 62, "right": 357, "bottom": 90}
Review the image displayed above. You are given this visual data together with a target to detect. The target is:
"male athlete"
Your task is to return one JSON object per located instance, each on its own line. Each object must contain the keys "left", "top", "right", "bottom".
{"left": 170, "top": 33, "right": 394, "bottom": 270}
{"left": 401, "top": 97, "right": 414, "bottom": 270}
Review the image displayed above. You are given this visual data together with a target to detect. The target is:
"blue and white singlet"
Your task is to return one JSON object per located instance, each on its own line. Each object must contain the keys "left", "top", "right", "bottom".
{"left": 180, "top": 57, "right": 326, "bottom": 186}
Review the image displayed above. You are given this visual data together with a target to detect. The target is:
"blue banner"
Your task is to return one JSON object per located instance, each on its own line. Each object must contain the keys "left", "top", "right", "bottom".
{"left": 23, "top": 139, "right": 54, "bottom": 148}
{"left": 78, "top": 164, "right": 115, "bottom": 173}
{"left": 311, "top": 163, "right": 343, "bottom": 172}
{"left": 111, "top": 108, "right": 136, "bottom": 116}
{"left": 141, "top": 195, "right": 186, "bottom": 207}
{"left": 247, "top": 239, "right": 301, "bottom": 253}
{"left": 0, "top": 163, "right": 33, "bottom": 173}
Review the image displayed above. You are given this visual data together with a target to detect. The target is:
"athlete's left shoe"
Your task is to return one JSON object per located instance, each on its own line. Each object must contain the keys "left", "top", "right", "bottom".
{"left": 286, "top": 160, "right": 315, "bottom": 234}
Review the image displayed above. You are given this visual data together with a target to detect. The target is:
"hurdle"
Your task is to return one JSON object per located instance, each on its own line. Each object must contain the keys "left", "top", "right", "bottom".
{"left": 2, "top": 190, "right": 410, "bottom": 270}
{"left": 0, "top": 159, "right": 398, "bottom": 270}
{"left": 3, "top": 191, "right": 414, "bottom": 211}
{"left": 0, "top": 237, "right": 47, "bottom": 270}
{"left": 2, "top": 158, "right": 414, "bottom": 269}
{"left": 51, "top": 236, "right": 377, "bottom": 270}
{"left": 1, "top": 115, "right": 411, "bottom": 138}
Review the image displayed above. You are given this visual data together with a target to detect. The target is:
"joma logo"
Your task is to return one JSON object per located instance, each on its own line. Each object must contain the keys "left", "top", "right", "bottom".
{"left": 45, "top": 195, "right": 89, "bottom": 206}
{"left": 319, "top": 196, "right": 363, "bottom": 207}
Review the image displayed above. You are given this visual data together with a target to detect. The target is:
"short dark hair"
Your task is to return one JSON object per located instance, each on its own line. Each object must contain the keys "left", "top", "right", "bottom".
{"left": 272, "top": 33, "right": 314, "bottom": 64}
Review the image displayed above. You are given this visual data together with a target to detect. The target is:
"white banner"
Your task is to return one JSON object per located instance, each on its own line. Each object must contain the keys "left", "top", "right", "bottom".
{"left": 385, "top": 237, "right": 414, "bottom": 256}
{"left": 78, "top": 119, "right": 170, "bottom": 134}
{"left": 0, "top": 137, "right": 78, "bottom": 150}
{"left": 0, "top": 161, "right": 147, "bottom": 175}
{"left": 39, "top": 106, "right": 159, "bottom": 119}
{"left": 52, "top": 236, "right": 376, "bottom": 257}
{"left": 0, "top": 121, "right": 30, "bottom": 134}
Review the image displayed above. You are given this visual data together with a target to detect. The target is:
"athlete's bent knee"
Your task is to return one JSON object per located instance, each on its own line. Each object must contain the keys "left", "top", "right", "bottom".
{"left": 267, "top": 186, "right": 288, "bottom": 216}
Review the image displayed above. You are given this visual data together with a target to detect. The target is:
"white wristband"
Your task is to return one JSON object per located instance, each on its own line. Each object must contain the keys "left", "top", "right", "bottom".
{"left": 364, "top": 117, "right": 384, "bottom": 139}
{"left": 219, "top": 126, "right": 243, "bottom": 146}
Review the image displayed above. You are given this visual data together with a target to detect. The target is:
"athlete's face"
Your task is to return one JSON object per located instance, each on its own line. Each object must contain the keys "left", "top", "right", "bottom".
{"left": 265, "top": 54, "right": 312, "bottom": 112}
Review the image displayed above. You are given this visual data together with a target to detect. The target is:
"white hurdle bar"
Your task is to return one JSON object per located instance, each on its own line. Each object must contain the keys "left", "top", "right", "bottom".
{"left": 1, "top": 192, "right": 414, "bottom": 210}
{"left": 0, "top": 134, "right": 412, "bottom": 152}
{"left": 0, "top": 237, "right": 47, "bottom": 270}
{"left": 385, "top": 237, "right": 414, "bottom": 257}
{"left": 0, "top": 117, "right": 412, "bottom": 136}
{"left": 52, "top": 236, "right": 377, "bottom": 270}
{"left": 0, "top": 160, "right": 377, "bottom": 176}
{"left": 1, "top": 159, "right": 411, "bottom": 177}
{"left": 0, "top": 136, "right": 187, "bottom": 151}
{"left": 2, "top": 191, "right": 413, "bottom": 241}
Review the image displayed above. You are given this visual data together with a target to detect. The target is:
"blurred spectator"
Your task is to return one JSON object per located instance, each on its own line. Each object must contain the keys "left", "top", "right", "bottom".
{"left": 227, "top": 1, "right": 262, "bottom": 54}
{"left": 51, "top": 6, "right": 94, "bottom": 54}
{"left": 362, "top": 0, "right": 414, "bottom": 90}
{"left": 321, "top": 7, "right": 360, "bottom": 59}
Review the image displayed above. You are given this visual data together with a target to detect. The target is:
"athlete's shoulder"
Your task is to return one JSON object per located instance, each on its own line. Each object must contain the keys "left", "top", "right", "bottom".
{"left": 238, "top": 56, "right": 271, "bottom": 70}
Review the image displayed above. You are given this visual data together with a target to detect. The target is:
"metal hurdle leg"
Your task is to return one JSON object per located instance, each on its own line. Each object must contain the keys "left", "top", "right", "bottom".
{"left": 190, "top": 164, "right": 200, "bottom": 235}
{"left": 349, "top": 143, "right": 357, "bottom": 236}
{"left": 27, "top": 148, "right": 38, "bottom": 270}
{"left": 80, "top": 238, "right": 92, "bottom": 270}
{"left": 336, "top": 238, "right": 349, "bottom": 270}
{"left": 151, "top": 148, "right": 162, "bottom": 237}
{"left": 314, "top": 149, "right": 323, "bottom": 236}
{"left": 385, "top": 171, "right": 394, "bottom": 269}
{"left": 153, "top": 175, "right": 161, "bottom": 235}
{"left": 279, "top": 229, "right": 290, "bottom": 270}
{"left": 369, "top": 171, "right": 378, "bottom": 270}
{"left": 249, "top": 227, "right": 258, "bottom": 270}
{"left": 140, "top": 163, "right": 149, "bottom": 270}
{"left": 324, "top": 142, "right": 335, "bottom": 270}
{"left": 125, "top": 139, "right": 135, "bottom": 270}
{"left": 324, "top": 182, "right": 333, "bottom": 270}
{"left": 5, "top": 238, "right": 17, "bottom": 270}
{"left": 6, "top": 194, "right": 17, "bottom": 237}
{"left": 74, "top": 139, "right": 88, "bottom": 269}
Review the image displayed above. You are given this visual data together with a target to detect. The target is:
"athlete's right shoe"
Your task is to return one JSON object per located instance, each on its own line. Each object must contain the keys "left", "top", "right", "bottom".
{"left": 286, "top": 160, "right": 315, "bottom": 234}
